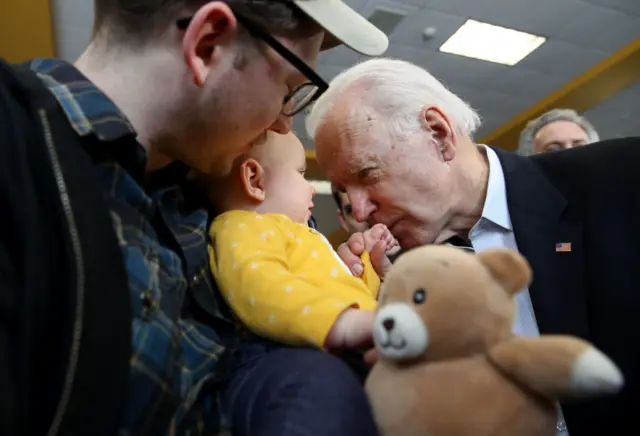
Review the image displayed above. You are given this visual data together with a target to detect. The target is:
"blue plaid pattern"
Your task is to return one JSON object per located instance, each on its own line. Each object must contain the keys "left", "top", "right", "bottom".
{"left": 30, "top": 58, "right": 234, "bottom": 435}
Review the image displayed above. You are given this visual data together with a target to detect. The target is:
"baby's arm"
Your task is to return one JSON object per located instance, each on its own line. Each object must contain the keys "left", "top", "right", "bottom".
{"left": 210, "top": 213, "right": 374, "bottom": 350}
{"left": 325, "top": 308, "right": 375, "bottom": 349}
{"left": 359, "top": 224, "right": 399, "bottom": 297}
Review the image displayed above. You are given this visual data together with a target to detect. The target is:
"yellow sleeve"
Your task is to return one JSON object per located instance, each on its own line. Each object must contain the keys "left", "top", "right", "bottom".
{"left": 359, "top": 251, "right": 381, "bottom": 299}
{"left": 209, "top": 213, "right": 363, "bottom": 349}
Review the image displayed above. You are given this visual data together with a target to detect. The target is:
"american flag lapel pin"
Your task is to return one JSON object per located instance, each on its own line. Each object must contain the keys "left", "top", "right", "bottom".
{"left": 555, "top": 242, "right": 572, "bottom": 253}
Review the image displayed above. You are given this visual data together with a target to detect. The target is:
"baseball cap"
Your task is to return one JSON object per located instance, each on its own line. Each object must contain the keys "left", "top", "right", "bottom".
{"left": 292, "top": 0, "right": 389, "bottom": 56}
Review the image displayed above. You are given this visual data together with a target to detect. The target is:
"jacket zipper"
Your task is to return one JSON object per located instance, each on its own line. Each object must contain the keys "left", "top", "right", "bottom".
{"left": 38, "top": 109, "right": 86, "bottom": 436}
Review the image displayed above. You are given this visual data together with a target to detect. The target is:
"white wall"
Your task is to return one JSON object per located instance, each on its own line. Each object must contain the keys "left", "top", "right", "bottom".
{"left": 51, "top": 0, "right": 94, "bottom": 61}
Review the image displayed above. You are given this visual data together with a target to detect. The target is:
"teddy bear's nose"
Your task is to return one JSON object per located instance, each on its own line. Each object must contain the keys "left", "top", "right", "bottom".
{"left": 382, "top": 318, "right": 395, "bottom": 331}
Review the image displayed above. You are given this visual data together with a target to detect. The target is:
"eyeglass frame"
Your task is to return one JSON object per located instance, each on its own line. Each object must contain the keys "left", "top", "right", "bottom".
{"left": 176, "top": 11, "right": 329, "bottom": 116}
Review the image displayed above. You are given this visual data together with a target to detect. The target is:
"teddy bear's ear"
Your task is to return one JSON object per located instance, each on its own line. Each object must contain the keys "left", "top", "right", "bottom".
{"left": 477, "top": 248, "right": 532, "bottom": 295}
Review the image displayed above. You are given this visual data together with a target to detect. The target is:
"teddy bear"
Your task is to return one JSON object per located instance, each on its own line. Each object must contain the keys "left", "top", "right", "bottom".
{"left": 365, "top": 245, "right": 624, "bottom": 436}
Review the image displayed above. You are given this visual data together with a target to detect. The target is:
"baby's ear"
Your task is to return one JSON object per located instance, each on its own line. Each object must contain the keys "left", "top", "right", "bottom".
{"left": 477, "top": 248, "right": 531, "bottom": 296}
{"left": 240, "top": 158, "right": 266, "bottom": 202}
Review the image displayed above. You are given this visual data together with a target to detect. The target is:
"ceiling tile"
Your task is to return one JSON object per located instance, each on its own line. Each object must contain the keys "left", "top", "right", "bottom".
{"left": 553, "top": 3, "right": 640, "bottom": 52}
{"left": 581, "top": 0, "right": 640, "bottom": 16}
{"left": 516, "top": 39, "right": 607, "bottom": 79}
{"left": 453, "top": 85, "right": 533, "bottom": 120}
{"left": 342, "top": 0, "right": 370, "bottom": 12}
{"left": 384, "top": 43, "right": 436, "bottom": 68}
{"left": 316, "top": 64, "right": 347, "bottom": 82}
{"left": 357, "top": 1, "right": 420, "bottom": 23}
{"left": 481, "top": 67, "right": 570, "bottom": 101}
{"left": 423, "top": 0, "right": 588, "bottom": 36}
{"left": 320, "top": 45, "right": 368, "bottom": 68}
{"left": 419, "top": 51, "right": 506, "bottom": 90}
{"left": 390, "top": 8, "right": 467, "bottom": 49}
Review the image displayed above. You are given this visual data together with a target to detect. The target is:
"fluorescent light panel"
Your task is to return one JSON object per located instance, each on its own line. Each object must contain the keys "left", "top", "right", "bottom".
{"left": 309, "top": 180, "right": 332, "bottom": 195}
{"left": 439, "top": 19, "right": 546, "bottom": 66}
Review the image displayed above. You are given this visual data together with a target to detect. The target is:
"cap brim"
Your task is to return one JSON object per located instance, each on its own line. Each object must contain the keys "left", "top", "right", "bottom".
{"left": 292, "top": 0, "right": 389, "bottom": 56}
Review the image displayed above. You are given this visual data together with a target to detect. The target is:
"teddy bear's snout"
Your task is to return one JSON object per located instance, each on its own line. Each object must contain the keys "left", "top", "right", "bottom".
{"left": 382, "top": 318, "right": 395, "bottom": 331}
{"left": 374, "top": 303, "right": 430, "bottom": 361}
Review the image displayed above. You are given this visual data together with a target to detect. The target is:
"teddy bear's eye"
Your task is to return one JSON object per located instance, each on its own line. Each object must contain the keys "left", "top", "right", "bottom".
{"left": 413, "top": 288, "right": 427, "bottom": 304}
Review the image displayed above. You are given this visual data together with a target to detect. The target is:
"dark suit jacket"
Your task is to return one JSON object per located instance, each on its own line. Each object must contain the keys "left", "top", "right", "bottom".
{"left": 493, "top": 138, "right": 640, "bottom": 435}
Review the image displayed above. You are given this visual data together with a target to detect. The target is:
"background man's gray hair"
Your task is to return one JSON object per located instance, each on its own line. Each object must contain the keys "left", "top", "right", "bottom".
{"left": 517, "top": 108, "right": 600, "bottom": 156}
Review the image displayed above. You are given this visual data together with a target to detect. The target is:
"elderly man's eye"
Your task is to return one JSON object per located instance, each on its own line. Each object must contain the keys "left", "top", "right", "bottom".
{"left": 358, "top": 168, "right": 374, "bottom": 179}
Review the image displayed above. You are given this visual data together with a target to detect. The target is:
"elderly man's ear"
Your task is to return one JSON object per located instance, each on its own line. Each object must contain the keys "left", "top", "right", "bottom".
{"left": 419, "top": 106, "right": 456, "bottom": 162}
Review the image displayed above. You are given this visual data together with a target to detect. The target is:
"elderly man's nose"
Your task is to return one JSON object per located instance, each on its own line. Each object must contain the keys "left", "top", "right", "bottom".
{"left": 349, "top": 195, "right": 375, "bottom": 223}
{"left": 269, "top": 113, "right": 292, "bottom": 134}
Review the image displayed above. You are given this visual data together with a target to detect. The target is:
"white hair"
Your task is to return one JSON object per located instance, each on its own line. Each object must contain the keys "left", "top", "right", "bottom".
{"left": 517, "top": 108, "right": 600, "bottom": 156}
{"left": 305, "top": 58, "right": 481, "bottom": 142}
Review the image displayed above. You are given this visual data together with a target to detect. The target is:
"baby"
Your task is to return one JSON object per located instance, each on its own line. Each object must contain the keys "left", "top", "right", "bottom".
{"left": 206, "top": 131, "right": 397, "bottom": 351}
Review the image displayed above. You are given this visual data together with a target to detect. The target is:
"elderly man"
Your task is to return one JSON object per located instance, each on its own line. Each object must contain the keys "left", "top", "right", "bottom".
{"left": 518, "top": 109, "right": 599, "bottom": 155}
{"left": 307, "top": 58, "right": 639, "bottom": 436}
{"left": 0, "top": 1, "right": 388, "bottom": 435}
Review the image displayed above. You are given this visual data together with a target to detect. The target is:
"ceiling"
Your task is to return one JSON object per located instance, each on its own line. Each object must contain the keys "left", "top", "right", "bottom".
{"left": 50, "top": 0, "right": 640, "bottom": 238}
{"left": 292, "top": 0, "right": 640, "bottom": 149}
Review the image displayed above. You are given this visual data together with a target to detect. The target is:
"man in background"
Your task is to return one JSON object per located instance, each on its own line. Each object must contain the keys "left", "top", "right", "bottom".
{"left": 332, "top": 183, "right": 370, "bottom": 234}
{"left": 517, "top": 108, "right": 599, "bottom": 155}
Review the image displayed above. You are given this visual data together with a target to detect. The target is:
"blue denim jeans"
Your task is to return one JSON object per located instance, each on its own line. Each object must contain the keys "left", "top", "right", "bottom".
{"left": 221, "top": 339, "right": 378, "bottom": 436}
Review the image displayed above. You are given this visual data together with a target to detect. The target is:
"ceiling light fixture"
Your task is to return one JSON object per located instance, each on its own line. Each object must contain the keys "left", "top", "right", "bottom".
{"left": 439, "top": 19, "right": 546, "bottom": 66}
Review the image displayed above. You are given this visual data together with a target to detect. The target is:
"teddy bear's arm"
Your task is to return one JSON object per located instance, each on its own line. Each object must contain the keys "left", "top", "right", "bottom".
{"left": 487, "top": 335, "right": 623, "bottom": 401}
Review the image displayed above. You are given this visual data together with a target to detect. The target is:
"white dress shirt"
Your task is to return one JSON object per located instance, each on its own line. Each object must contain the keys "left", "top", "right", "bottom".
{"left": 467, "top": 146, "right": 568, "bottom": 435}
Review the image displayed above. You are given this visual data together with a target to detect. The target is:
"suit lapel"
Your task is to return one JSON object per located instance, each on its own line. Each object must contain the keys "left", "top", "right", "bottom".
{"left": 493, "top": 148, "right": 589, "bottom": 340}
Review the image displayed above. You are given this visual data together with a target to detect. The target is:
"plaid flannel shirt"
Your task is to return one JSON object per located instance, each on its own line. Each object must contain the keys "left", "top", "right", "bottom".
{"left": 30, "top": 58, "right": 235, "bottom": 435}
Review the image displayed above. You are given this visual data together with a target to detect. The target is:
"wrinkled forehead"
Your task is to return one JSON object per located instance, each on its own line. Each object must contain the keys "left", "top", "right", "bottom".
{"left": 314, "top": 106, "right": 386, "bottom": 183}
{"left": 320, "top": 142, "right": 383, "bottom": 187}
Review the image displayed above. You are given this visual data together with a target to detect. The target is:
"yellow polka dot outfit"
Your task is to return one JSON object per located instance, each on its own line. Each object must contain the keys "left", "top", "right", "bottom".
{"left": 209, "top": 210, "right": 380, "bottom": 349}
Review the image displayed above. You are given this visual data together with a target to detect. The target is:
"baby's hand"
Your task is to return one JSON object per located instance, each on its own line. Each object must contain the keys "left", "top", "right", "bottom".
{"left": 337, "top": 224, "right": 400, "bottom": 279}
{"left": 363, "top": 224, "right": 399, "bottom": 254}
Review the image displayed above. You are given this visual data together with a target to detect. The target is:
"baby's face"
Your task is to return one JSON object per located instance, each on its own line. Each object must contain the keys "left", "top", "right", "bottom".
{"left": 260, "top": 133, "right": 316, "bottom": 224}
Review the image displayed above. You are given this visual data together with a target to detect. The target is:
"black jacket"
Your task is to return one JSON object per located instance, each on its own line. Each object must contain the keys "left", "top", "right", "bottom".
{"left": 0, "top": 60, "right": 131, "bottom": 435}
{"left": 495, "top": 141, "right": 640, "bottom": 435}
{"left": 390, "top": 140, "right": 640, "bottom": 433}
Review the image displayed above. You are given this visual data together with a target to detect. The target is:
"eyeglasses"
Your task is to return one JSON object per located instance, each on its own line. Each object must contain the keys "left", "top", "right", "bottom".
{"left": 176, "top": 12, "right": 329, "bottom": 117}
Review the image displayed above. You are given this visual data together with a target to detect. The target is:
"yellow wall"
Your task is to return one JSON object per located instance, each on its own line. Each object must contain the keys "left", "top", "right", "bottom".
{"left": 0, "top": 0, "right": 56, "bottom": 62}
